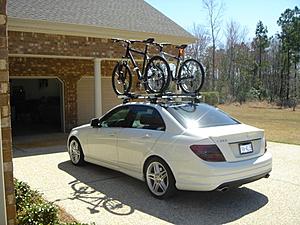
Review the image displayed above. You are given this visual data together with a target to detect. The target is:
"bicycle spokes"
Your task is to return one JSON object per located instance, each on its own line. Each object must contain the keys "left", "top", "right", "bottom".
{"left": 146, "top": 59, "right": 167, "bottom": 92}
{"left": 112, "top": 63, "right": 132, "bottom": 95}
{"left": 179, "top": 59, "right": 204, "bottom": 93}
{"left": 119, "top": 72, "right": 129, "bottom": 89}
{"left": 180, "top": 69, "right": 200, "bottom": 91}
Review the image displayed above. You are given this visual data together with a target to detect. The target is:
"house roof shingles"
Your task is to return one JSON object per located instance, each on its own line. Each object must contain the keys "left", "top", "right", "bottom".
{"left": 8, "top": 0, "right": 194, "bottom": 42}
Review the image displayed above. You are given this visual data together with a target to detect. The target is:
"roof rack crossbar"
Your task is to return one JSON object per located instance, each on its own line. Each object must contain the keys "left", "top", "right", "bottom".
{"left": 117, "top": 92, "right": 202, "bottom": 104}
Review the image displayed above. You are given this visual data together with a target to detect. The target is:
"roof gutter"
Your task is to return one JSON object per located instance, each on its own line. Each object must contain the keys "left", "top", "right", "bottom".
{"left": 7, "top": 17, "right": 196, "bottom": 45}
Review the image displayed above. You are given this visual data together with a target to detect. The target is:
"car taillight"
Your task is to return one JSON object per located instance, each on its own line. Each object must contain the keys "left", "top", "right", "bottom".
{"left": 190, "top": 145, "right": 226, "bottom": 162}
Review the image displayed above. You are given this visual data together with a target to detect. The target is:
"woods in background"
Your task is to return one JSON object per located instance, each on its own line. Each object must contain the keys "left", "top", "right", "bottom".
{"left": 187, "top": 2, "right": 300, "bottom": 109}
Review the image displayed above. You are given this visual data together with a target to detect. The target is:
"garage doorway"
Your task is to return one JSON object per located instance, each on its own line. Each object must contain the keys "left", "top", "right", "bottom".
{"left": 10, "top": 78, "right": 64, "bottom": 136}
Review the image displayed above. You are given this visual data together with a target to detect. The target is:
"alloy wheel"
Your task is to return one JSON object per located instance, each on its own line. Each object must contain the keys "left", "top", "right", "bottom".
{"left": 146, "top": 161, "right": 169, "bottom": 196}
{"left": 69, "top": 139, "right": 81, "bottom": 164}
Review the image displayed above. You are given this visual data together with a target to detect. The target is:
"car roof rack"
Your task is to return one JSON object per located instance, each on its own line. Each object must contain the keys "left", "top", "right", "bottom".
{"left": 118, "top": 92, "right": 202, "bottom": 105}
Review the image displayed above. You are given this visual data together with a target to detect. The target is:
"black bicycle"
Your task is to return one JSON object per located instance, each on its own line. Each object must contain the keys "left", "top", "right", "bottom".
{"left": 112, "top": 38, "right": 170, "bottom": 95}
{"left": 154, "top": 43, "right": 205, "bottom": 93}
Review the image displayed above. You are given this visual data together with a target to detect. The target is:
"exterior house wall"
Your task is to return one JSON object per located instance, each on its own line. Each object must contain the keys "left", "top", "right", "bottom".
{"left": 1, "top": 1, "right": 16, "bottom": 224}
{"left": 8, "top": 31, "right": 178, "bottom": 130}
{"left": 8, "top": 31, "right": 176, "bottom": 58}
{"left": 8, "top": 31, "right": 124, "bottom": 58}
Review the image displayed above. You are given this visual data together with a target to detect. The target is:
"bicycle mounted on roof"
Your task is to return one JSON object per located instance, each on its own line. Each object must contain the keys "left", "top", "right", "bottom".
{"left": 111, "top": 38, "right": 205, "bottom": 95}
{"left": 111, "top": 38, "right": 170, "bottom": 95}
{"left": 153, "top": 42, "right": 205, "bottom": 93}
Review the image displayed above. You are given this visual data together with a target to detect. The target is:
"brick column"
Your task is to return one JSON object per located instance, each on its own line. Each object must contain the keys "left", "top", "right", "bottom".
{"left": 0, "top": 0, "right": 16, "bottom": 224}
{"left": 62, "top": 78, "right": 79, "bottom": 131}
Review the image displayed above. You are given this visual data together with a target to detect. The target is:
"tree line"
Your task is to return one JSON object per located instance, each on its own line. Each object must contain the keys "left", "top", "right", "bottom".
{"left": 187, "top": 1, "right": 300, "bottom": 108}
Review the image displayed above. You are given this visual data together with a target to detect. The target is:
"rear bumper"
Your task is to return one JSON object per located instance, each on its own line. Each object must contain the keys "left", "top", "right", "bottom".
{"left": 216, "top": 170, "right": 271, "bottom": 190}
{"left": 174, "top": 152, "right": 272, "bottom": 191}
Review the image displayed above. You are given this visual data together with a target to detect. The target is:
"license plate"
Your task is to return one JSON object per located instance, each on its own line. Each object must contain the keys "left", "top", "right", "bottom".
{"left": 239, "top": 143, "right": 253, "bottom": 154}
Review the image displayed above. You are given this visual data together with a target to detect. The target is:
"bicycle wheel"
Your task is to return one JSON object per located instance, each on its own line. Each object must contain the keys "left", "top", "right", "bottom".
{"left": 144, "top": 56, "right": 171, "bottom": 94}
{"left": 178, "top": 59, "right": 205, "bottom": 93}
{"left": 112, "top": 62, "right": 132, "bottom": 95}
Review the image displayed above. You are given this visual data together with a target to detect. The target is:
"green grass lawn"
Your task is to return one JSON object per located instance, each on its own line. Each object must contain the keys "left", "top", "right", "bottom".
{"left": 218, "top": 102, "right": 300, "bottom": 145}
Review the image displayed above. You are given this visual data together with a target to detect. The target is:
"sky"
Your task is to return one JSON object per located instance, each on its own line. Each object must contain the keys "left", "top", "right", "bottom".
{"left": 145, "top": 0, "right": 299, "bottom": 43}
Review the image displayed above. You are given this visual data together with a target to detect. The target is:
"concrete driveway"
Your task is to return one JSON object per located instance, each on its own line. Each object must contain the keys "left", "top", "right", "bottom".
{"left": 13, "top": 141, "right": 300, "bottom": 225}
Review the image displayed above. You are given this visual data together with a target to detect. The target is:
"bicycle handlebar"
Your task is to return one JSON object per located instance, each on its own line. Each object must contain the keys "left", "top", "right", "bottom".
{"left": 112, "top": 38, "right": 187, "bottom": 50}
{"left": 112, "top": 38, "right": 155, "bottom": 44}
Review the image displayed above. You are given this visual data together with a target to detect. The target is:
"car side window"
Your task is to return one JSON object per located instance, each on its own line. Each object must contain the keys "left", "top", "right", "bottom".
{"left": 129, "top": 106, "right": 165, "bottom": 131}
{"left": 100, "top": 106, "right": 130, "bottom": 128}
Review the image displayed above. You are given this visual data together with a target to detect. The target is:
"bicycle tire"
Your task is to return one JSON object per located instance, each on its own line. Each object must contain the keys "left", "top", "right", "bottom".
{"left": 178, "top": 59, "right": 205, "bottom": 93}
{"left": 144, "top": 56, "right": 171, "bottom": 94}
{"left": 112, "top": 62, "right": 132, "bottom": 95}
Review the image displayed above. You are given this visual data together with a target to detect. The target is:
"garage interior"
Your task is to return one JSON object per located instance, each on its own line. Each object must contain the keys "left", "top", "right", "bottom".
{"left": 10, "top": 78, "right": 64, "bottom": 136}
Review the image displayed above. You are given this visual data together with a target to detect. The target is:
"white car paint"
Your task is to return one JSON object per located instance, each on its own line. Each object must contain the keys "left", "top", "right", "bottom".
{"left": 68, "top": 102, "right": 272, "bottom": 192}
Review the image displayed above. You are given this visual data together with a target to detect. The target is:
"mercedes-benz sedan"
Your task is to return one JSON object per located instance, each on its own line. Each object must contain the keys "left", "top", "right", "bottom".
{"left": 67, "top": 102, "right": 272, "bottom": 198}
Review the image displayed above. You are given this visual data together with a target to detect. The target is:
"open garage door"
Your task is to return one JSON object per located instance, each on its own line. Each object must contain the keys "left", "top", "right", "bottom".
{"left": 10, "top": 78, "right": 64, "bottom": 136}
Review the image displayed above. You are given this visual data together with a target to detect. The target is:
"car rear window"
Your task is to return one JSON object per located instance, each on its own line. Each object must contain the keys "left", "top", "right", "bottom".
{"left": 166, "top": 103, "right": 239, "bottom": 128}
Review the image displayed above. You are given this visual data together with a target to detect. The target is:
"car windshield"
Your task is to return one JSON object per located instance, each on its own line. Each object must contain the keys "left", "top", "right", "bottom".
{"left": 166, "top": 103, "right": 239, "bottom": 129}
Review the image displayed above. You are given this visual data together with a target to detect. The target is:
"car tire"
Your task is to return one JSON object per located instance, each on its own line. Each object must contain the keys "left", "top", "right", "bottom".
{"left": 68, "top": 138, "right": 85, "bottom": 166}
{"left": 144, "top": 157, "right": 176, "bottom": 199}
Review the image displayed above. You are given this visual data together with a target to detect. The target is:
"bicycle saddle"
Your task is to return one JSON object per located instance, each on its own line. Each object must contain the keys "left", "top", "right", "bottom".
{"left": 143, "top": 38, "right": 155, "bottom": 43}
{"left": 176, "top": 44, "right": 188, "bottom": 49}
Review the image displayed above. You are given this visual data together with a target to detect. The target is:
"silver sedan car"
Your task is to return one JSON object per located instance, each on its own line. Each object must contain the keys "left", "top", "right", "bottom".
{"left": 68, "top": 102, "right": 272, "bottom": 198}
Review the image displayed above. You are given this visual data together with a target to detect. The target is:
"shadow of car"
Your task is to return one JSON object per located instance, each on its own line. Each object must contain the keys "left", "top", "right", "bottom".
{"left": 58, "top": 160, "right": 269, "bottom": 225}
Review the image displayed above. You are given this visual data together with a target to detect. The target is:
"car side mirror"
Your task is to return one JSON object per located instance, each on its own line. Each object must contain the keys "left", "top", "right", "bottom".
{"left": 91, "top": 118, "right": 100, "bottom": 128}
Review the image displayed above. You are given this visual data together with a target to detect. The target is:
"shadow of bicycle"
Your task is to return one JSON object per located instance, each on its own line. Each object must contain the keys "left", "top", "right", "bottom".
{"left": 58, "top": 160, "right": 269, "bottom": 225}
{"left": 57, "top": 179, "right": 134, "bottom": 216}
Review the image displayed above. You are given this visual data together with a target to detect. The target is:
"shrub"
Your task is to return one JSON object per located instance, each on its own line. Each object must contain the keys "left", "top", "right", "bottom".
{"left": 17, "top": 202, "right": 58, "bottom": 225}
{"left": 14, "top": 179, "right": 94, "bottom": 225}
{"left": 200, "top": 92, "right": 219, "bottom": 106}
{"left": 14, "top": 179, "right": 42, "bottom": 211}
{"left": 14, "top": 179, "right": 58, "bottom": 225}
{"left": 247, "top": 87, "right": 261, "bottom": 100}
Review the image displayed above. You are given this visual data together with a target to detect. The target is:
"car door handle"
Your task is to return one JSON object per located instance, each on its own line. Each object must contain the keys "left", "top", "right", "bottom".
{"left": 108, "top": 133, "right": 116, "bottom": 137}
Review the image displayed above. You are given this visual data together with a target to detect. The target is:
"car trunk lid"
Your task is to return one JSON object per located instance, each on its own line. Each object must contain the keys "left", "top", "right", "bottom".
{"left": 189, "top": 124, "right": 265, "bottom": 162}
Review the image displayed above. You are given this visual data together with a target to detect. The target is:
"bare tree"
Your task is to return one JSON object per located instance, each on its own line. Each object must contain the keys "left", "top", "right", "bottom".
{"left": 202, "top": 0, "right": 224, "bottom": 90}
{"left": 188, "top": 23, "right": 210, "bottom": 61}
{"left": 225, "top": 20, "right": 249, "bottom": 98}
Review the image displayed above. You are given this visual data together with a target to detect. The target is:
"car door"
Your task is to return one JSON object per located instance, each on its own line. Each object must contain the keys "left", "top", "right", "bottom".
{"left": 87, "top": 106, "right": 130, "bottom": 170}
{"left": 117, "top": 105, "right": 165, "bottom": 175}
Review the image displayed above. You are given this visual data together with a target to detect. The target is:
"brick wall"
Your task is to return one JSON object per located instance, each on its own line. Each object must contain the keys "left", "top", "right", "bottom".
{"left": 0, "top": 0, "right": 16, "bottom": 224}
{"left": 8, "top": 31, "right": 123, "bottom": 58}
{"left": 8, "top": 31, "right": 177, "bottom": 58}
{"left": 9, "top": 57, "right": 120, "bottom": 130}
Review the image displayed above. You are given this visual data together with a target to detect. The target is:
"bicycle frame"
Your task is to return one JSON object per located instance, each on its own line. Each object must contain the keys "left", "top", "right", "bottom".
{"left": 122, "top": 41, "right": 150, "bottom": 80}
{"left": 158, "top": 47, "right": 183, "bottom": 81}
